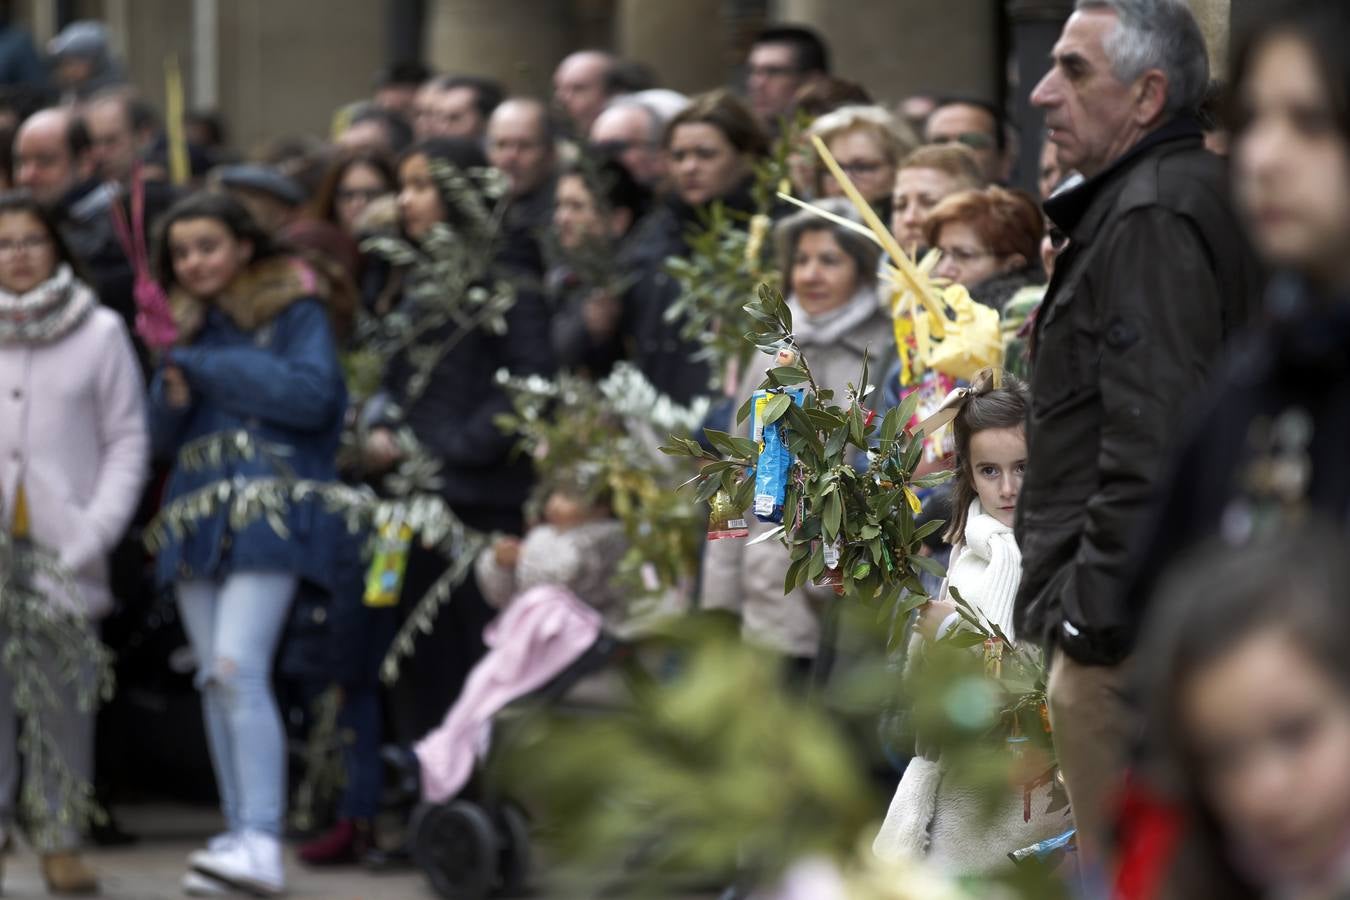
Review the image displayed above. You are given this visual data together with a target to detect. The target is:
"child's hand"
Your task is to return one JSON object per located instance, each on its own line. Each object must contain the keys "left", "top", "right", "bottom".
{"left": 916, "top": 598, "right": 959, "bottom": 642}
{"left": 163, "top": 365, "right": 191, "bottom": 409}
{"left": 493, "top": 536, "right": 521, "bottom": 569}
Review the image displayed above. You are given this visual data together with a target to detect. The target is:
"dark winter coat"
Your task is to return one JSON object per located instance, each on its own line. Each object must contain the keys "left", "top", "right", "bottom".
{"left": 1123, "top": 275, "right": 1350, "bottom": 636}
{"left": 149, "top": 257, "right": 348, "bottom": 591}
{"left": 379, "top": 259, "right": 556, "bottom": 513}
{"left": 1013, "top": 115, "right": 1265, "bottom": 665}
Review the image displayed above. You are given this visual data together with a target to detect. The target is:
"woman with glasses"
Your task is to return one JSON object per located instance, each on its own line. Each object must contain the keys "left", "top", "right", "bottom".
{"left": 809, "top": 104, "right": 918, "bottom": 222}
{"left": 0, "top": 191, "right": 147, "bottom": 895}
{"left": 925, "top": 186, "right": 1045, "bottom": 313}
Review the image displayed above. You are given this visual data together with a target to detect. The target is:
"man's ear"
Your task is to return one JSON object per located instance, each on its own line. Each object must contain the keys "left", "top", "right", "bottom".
{"left": 1134, "top": 69, "right": 1169, "bottom": 129}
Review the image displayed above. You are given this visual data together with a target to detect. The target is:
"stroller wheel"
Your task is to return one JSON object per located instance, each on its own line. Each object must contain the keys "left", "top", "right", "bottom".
{"left": 496, "top": 802, "right": 531, "bottom": 896}
{"left": 412, "top": 800, "right": 498, "bottom": 900}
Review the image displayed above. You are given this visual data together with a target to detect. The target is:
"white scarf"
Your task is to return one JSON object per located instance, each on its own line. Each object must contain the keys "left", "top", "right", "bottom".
{"left": 0, "top": 264, "right": 96, "bottom": 345}
{"left": 786, "top": 287, "right": 880, "bottom": 348}
{"left": 946, "top": 499, "right": 1022, "bottom": 641}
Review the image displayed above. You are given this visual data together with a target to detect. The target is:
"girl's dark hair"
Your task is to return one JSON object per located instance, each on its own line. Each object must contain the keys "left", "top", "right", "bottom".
{"left": 664, "top": 89, "right": 770, "bottom": 159}
{"left": 153, "top": 190, "right": 280, "bottom": 290}
{"left": 397, "top": 137, "right": 493, "bottom": 235}
{"left": 1229, "top": 0, "right": 1350, "bottom": 142}
{"left": 944, "top": 369, "right": 1028, "bottom": 543}
{"left": 558, "top": 152, "right": 650, "bottom": 227}
{"left": 311, "top": 148, "right": 397, "bottom": 227}
{"left": 0, "top": 189, "right": 90, "bottom": 284}
{"left": 1135, "top": 523, "right": 1350, "bottom": 898}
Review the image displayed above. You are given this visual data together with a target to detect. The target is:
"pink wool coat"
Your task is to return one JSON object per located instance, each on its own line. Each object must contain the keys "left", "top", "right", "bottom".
{"left": 0, "top": 307, "right": 149, "bottom": 618}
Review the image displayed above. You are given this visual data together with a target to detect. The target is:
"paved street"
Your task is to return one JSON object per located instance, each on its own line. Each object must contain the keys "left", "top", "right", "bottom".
{"left": 0, "top": 805, "right": 432, "bottom": 900}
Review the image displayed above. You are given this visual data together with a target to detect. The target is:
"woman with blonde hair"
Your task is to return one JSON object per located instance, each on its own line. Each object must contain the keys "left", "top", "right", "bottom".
{"left": 809, "top": 105, "right": 919, "bottom": 221}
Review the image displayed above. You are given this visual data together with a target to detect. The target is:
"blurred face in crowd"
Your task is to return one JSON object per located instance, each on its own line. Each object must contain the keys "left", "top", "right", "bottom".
{"left": 746, "top": 42, "right": 807, "bottom": 124}
{"left": 1182, "top": 628, "right": 1350, "bottom": 884}
{"left": 415, "top": 85, "right": 486, "bottom": 141}
{"left": 590, "top": 104, "right": 666, "bottom": 187}
{"left": 397, "top": 152, "right": 446, "bottom": 241}
{"left": 336, "top": 162, "right": 392, "bottom": 235}
{"left": 931, "top": 220, "right": 1026, "bottom": 289}
{"left": 553, "top": 173, "right": 628, "bottom": 251}
{"left": 1032, "top": 8, "right": 1166, "bottom": 179}
{"left": 0, "top": 211, "right": 57, "bottom": 295}
{"left": 1233, "top": 33, "right": 1350, "bottom": 288}
{"left": 375, "top": 83, "right": 419, "bottom": 119}
{"left": 487, "top": 100, "right": 555, "bottom": 198}
{"left": 338, "top": 119, "right": 394, "bottom": 156}
{"left": 891, "top": 165, "right": 968, "bottom": 253}
{"left": 1038, "top": 138, "right": 1064, "bottom": 200}
{"left": 968, "top": 426, "right": 1026, "bottom": 528}
{"left": 790, "top": 228, "right": 859, "bottom": 316}
{"left": 554, "top": 52, "right": 611, "bottom": 136}
{"left": 926, "top": 103, "right": 1003, "bottom": 182}
{"left": 15, "top": 110, "right": 94, "bottom": 207}
{"left": 669, "top": 122, "right": 748, "bottom": 207}
{"left": 821, "top": 128, "right": 896, "bottom": 204}
{"left": 86, "top": 97, "right": 145, "bottom": 183}
{"left": 168, "top": 216, "right": 252, "bottom": 299}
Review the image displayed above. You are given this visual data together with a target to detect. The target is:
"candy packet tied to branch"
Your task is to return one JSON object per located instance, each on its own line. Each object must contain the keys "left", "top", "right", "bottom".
{"left": 751, "top": 388, "right": 805, "bottom": 524}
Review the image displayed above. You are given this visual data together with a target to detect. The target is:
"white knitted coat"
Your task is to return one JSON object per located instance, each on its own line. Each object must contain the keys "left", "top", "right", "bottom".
{"left": 873, "top": 500, "right": 1066, "bottom": 873}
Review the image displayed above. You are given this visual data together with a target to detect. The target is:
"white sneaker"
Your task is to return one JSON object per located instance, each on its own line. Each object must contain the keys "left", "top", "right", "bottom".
{"left": 190, "top": 829, "right": 285, "bottom": 896}
{"left": 207, "top": 831, "right": 239, "bottom": 853}
{"left": 181, "top": 869, "right": 231, "bottom": 896}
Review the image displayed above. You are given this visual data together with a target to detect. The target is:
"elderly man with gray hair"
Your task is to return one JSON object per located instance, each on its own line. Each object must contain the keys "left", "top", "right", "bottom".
{"left": 1012, "top": 0, "right": 1264, "bottom": 871}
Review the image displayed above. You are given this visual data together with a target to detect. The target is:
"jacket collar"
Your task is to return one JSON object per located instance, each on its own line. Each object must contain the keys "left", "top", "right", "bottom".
{"left": 1044, "top": 114, "right": 1205, "bottom": 242}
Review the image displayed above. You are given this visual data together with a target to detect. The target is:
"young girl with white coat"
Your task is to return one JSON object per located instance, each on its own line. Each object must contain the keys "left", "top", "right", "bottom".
{"left": 873, "top": 371, "right": 1064, "bottom": 873}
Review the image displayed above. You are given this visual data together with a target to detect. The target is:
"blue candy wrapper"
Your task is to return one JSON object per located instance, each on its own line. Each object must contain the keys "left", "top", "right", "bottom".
{"left": 751, "top": 389, "right": 804, "bottom": 523}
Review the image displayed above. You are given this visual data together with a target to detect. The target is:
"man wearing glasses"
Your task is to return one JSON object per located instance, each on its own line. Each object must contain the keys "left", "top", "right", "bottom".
{"left": 924, "top": 96, "right": 1012, "bottom": 183}
{"left": 744, "top": 25, "right": 830, "bottom": 131}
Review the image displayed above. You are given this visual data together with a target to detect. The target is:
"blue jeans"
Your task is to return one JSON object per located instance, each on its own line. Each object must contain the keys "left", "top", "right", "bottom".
{"left": 177, "top": 573, "right": 296, "bottom": 837}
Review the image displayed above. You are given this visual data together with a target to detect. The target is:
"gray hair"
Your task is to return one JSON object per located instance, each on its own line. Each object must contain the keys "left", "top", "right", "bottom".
{"left": 774, "top": 197, "right": 882, "bottom": 290}
{"left": 1075, "top": 0, "right": 1210, "bottom": 116}
{"left": 598, "top": 96, "right": 665, "bottom": 143}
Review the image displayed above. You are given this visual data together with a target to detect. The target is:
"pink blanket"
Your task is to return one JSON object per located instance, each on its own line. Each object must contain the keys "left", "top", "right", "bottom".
{"left": 414, "top": 584, "right": 604, "bottom": 804}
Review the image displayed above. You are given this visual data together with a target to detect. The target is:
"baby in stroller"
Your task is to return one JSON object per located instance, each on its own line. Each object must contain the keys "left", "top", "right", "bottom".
{"left": 408, "top": 483, "right": 633, "bottom": 898}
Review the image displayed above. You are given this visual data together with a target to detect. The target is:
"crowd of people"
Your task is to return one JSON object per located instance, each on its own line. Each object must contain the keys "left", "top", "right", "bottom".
{"left": 2, "top": 0, "right": 1350, "bottom": 897}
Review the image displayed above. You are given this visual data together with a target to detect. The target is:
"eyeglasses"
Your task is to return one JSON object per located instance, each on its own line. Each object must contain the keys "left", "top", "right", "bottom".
{"left": 0, "top": 235, "right": 50, "bottom": 256}
{"left": 937, "top": 246, "right": 995, "bottom": 265}
{"left": 337, "top": 187, "right": 388, "bottom": 205}
{"left": 832, "top": 160, "right": 890, "bottom": 178}
{"left": 930, "top": 132, "right": 996, "bottom": 151}
{"left": 1048, "top": 226, "right": 1069, "bottom": 251}
{"left": 747, "top": 64, "right": 802, "bottom": 80}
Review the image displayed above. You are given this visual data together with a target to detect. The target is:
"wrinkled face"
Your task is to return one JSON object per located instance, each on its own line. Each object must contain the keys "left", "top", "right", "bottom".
{"left": 554, "top": 55, "right": 609, "bottom": 135}
{"left": 15, "top": 118, "right": 85, "bottom": 207}
{"left": 926, "top": 104, "right": 1002, "bottom": 182}
{"left": 168, "top": 216, "right": 252, "bottom": 300}
{"left": 487, "top": 106, "right": 555, "bottom": 197}
{"left": 746, "top": 43, "right": 805, "bottom": 124}
{"left": 553, "top": 174, "right": 606, "bottom": 251}
{"left": 0, "top": 211, "right": 57, "bottom": 295}
{"left": 1183, "top": 630, "right": 1350, "bottom": 884}
{"left": 1233, "top": 34, "right": 1350, "bottom": 287}
{"left": 790, "top": 228, "right": 860, "bottom": 317}
{"left": 891, "top": 166, "right": 969, "bottom": 253}
{"left": 86, "top": 100, "right": 139, "bottom": 183}
{"left": 397, "top": 153, "right": 447, "bottom": 241}
{"left": 669, "top": 122, "right": 747, "bottom": 207}
{"left": 932, "top": 221, "right": 1019, "bottom": 289}
{"left": 590, "top": 106, "right": 665, "bottom": 187}
{"left": 1031, "top": 9, "right": 1142, "bottom": 178}
{"left": 335, "top": 162, "right": 392, "bottom": 235}
{"left": 968, "top": 426, "right": 1026, "bottom": 527}
{"left": 821, "top": 129, "right": 896, "bottom": 205}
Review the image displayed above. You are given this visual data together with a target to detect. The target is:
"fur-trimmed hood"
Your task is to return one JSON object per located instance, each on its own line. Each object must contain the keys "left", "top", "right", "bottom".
{"left": 170, "top": 254, "right": 354, "bottom": 345}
